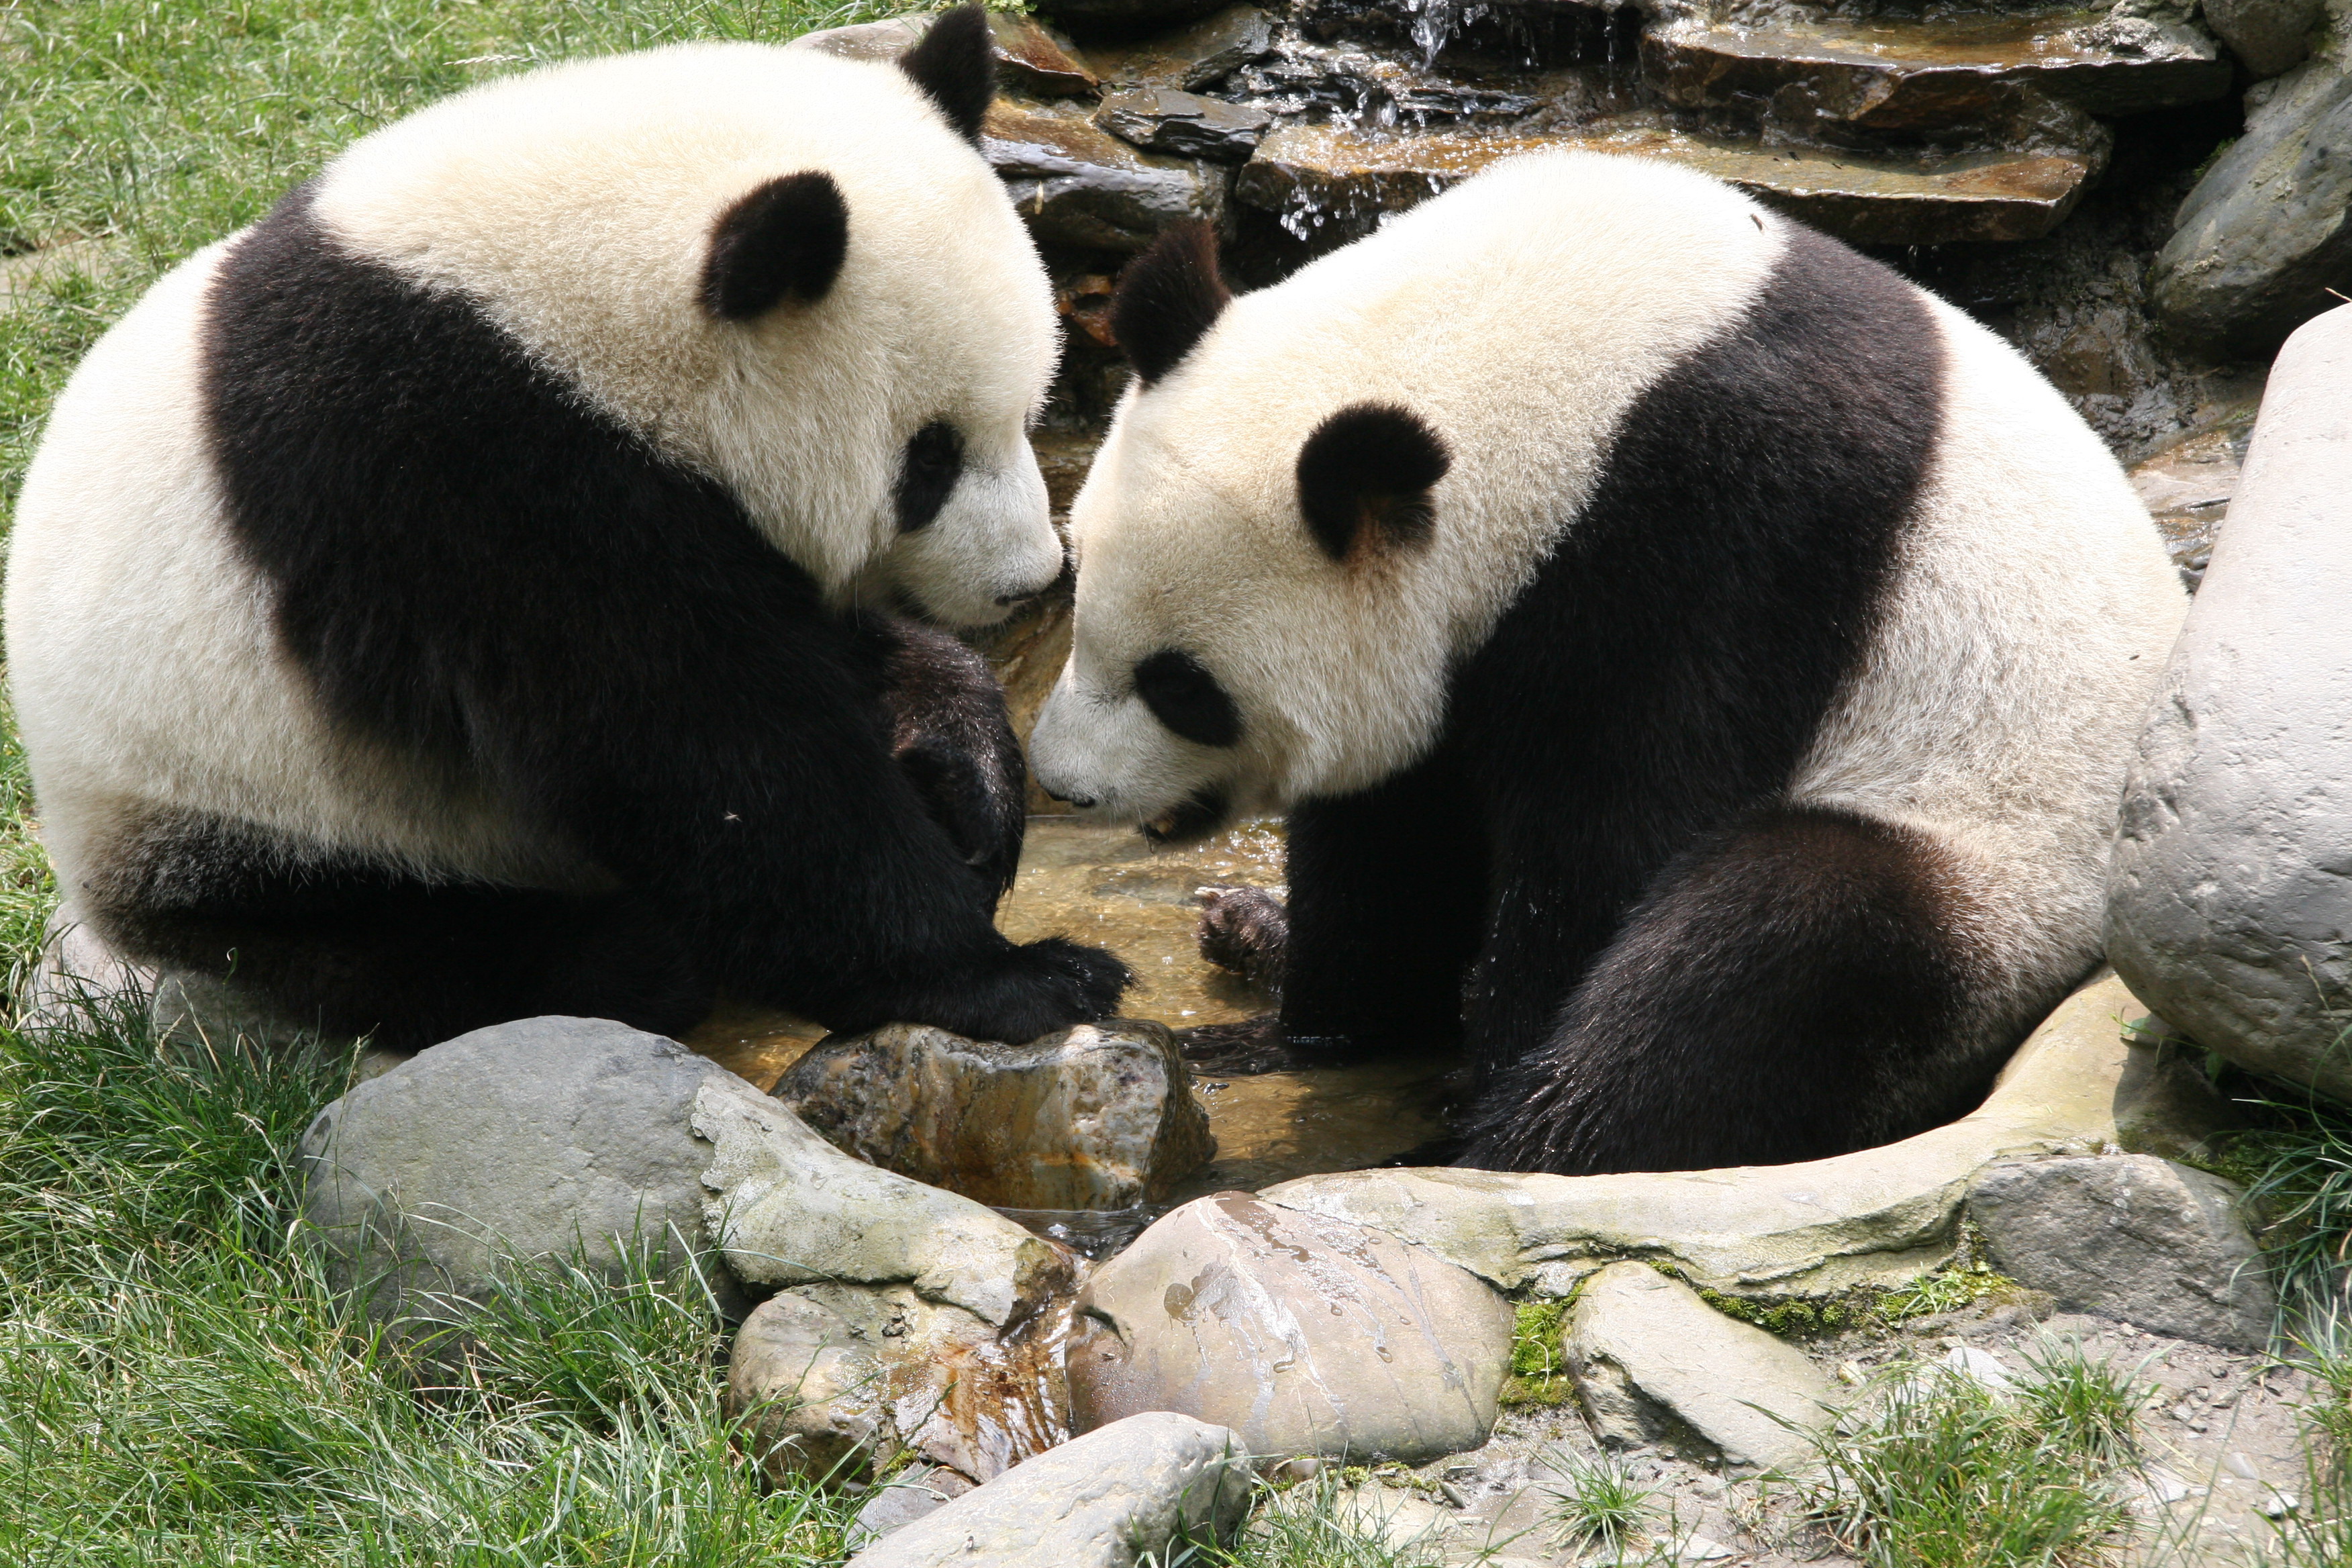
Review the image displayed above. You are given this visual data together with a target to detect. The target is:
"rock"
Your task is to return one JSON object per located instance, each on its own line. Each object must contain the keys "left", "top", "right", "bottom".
{"left": 300, "top": 1018, "right": 739, "bottom": 1314}
{"left": 2149, "top": 64, "right": 2352, "bottom": 358}
{"left": 773, "top": 1020, "right": 1212, "bottom": 1210}
{"left": 983, "top": 97, "right": 1230, "bottom": 253}
{"left": 784, "top": 15, "right": 928, "bottom": 64}
{"left": 1564, "top": 1263, "right": 1837, "bottom": 1474}
{"left": 2108, "top": 306, "right": 2352, "bottom": 1097}
{"left": 2128, "top": 421, "right": 2247, "bottom": 589}
{"left": 1644, "top": 9, "right": 2228, "bottom": 130}
{"left": 846, "top": 1466, "right": 974, "bottom": 1551}
{"left": 1263, "top": 973, "right": 2148, "bottom": 1302}
{"left": 1319, "top": 1485, "right": 1457, "bottom": 1553}
{"left": 726, "top": 1281, "right": 1071, "bottom": 1486}
{"left": 17, "top": 904, "right": 156, "bottom": 1030}
{"left": 1067, "top": 1193, "right": 1512, "bottom": 1463}
{"left": 1095, "top": 87, "right": 1271, "bottom": 163}
{"left": 1031, "top": 0, "right": 1235, "bottom": 39}
{"left": 1966, "top": 1155, "right": 2275, "bottom": 1349}
{"left": 1084, "top": 5, "right": 1275, "bottom": 91}
{"left": 2206, "top": 0, "right": 2325, "bottom": 77}
{"left": 694, "top": 1074, "right": 1069, "bottom": 1328}
{"left": 1940, "top": 1344, "right": 2018, "bottom": 1393}
{"left": 842, "top": 1412, "right": 1251, "bottom": 1568}
{"left": 986, "top": 14, "right": 1099, "bottom": 98}
{"left": 1235, "top": 121, "right": 2092, "bottom": 249}
{"left": 301, "top": 1017, "right": 1064, "bottom": 1328}
{"left": 2113, "top": 1019, "right": 2246, "bottom": 1163}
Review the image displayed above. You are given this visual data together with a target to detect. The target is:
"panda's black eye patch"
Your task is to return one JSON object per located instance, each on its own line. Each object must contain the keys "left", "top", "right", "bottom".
{"left": 895, "top": 421, "right": 964, "bottom": 533}
{"left": 1133, "top": 650, "right": 1240, "bottom": 748}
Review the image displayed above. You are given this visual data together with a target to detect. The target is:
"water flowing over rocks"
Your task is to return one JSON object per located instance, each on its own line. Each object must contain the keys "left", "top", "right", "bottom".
{"left": 1967, "top": 1155, "right": 2275, "bottom": 1349}
{"left": 771, "top": 1020, "right": 1213, "bottom": 1210}
{"left": 2108, "top": 305, "right": 2352, "bottom": 1102}
{"left": 1564, "top": 1262, "right": 1839, "bottom": 1473}
{"left": 841, "top": 1412, "right": 1251, "bottom": 1568}
{"left": 1067, "top": 1192, "right": 1514, "bottom": 1462}
{"left": 983, "top": 97, "right": 1234, "bottom": 252}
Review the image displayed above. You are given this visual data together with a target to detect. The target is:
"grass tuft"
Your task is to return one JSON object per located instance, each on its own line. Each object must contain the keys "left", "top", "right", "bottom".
{"left": 1538, "top": 1445, "right": 1657, "bottom": 1558}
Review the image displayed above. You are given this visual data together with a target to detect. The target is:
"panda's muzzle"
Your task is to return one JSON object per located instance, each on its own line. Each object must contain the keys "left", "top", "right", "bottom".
{"left": 1141, "top": 786, "right": 1230, "bottom": 847}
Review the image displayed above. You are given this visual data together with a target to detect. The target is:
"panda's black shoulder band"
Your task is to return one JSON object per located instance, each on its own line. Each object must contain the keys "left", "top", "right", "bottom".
{"left": 899, "top": 3, "right": 995, "bottom": 148}
{"left": 701, "top": 171, "right": 850, "bottom": 320}
{"left": 1112, "top": 220, "right": 1230, "bottom": 386}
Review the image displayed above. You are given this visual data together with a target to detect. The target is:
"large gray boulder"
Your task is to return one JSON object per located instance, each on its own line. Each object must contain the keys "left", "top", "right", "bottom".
{"left": 1067, "top": 1193, "right": 1512, "bottom": 1463}
{"left": 842, "top": 1412, "right": 1251, "bottom": 1568}
{"left": 1967, "top": 1155, "right": 2275, "bottom": 1349}
{"left": 2108, "top": 305, "right": 2352, "bottom": 1101}
{"left": 2150, "top": 66, "right": 2352, "bottom": 358}
{"left": 2206, "top": 0, "right": 2326, "bottom": 76}
{"left": 301, "top": 1017, "right": 1063, "bottom": 1326}
{"left": 773, "top": 1020, "right": 1212, "bottom": 1210}
{"left": 1564, "top": 1263, "right": 1838, "bottom": 1475}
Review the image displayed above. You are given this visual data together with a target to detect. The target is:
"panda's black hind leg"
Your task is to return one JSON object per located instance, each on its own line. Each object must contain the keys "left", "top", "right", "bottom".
{"left": 1453, "top": 805, "right": 2024, "bottom": 1176}
{"left": 87, "top": 810, "right": 711, "bottom": 1050}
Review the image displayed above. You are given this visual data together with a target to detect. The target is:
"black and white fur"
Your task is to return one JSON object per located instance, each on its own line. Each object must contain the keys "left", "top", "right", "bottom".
{"left": 6, "top": 9, "right": 1130, "bottom": 1048}
{"left": 1031, "top": 152, "right": 2185, "bottom": 1175}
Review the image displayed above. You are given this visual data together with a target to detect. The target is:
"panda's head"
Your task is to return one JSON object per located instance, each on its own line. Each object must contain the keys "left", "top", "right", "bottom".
{"left": 308, "top": 7, "right": 1062, "bottom": 627}
{"left": 1029, "top": 224, "right": 1463, "bottom": 842}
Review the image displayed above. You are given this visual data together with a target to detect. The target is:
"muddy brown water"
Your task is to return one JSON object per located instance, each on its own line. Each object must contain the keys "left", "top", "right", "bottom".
{"left": 682, "top": 816, "right": 1453, "bottom": 1218}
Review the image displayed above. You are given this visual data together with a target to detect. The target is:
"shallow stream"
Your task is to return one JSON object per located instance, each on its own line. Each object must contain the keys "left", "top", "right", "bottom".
{"left": 681, "top": 817, "right": 1453, "bottom": 1214}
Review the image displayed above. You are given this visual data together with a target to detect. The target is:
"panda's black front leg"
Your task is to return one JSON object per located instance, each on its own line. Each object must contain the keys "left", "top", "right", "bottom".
{"left": 1185, "top": 748, "right": 1486, "bottom": 1071}
{"left": 867, "top": 616, "right": 1027, "bottom": 907}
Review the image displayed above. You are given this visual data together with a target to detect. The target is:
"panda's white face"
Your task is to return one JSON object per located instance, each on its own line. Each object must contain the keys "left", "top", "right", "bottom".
{"left": 311, "top": 41, "right": 1063, "bottom": 628}
{"left": 1032, "top": 150, "right": 1792, "bottom": 835}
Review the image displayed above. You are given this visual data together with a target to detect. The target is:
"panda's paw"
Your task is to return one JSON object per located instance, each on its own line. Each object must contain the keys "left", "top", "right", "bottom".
{"left": 1195, "top": 886, "right": 1287, "bottom": 995}
{"left": 1010, "top": 936, "right": 1134, "bottom": 1023}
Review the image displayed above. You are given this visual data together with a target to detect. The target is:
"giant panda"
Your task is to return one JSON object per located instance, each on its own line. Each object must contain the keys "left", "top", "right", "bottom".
{"left": 1030, "top": 150, "right": 2186, "bottom": 1175}
{"left": 5, "top": 7, "right": 1131, "bottom": 1050}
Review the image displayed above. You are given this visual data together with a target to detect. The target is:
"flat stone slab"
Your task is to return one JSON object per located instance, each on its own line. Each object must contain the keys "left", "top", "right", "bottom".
{"left": 1262, "top": 974, "right": 2159, "bottom": 1302}
{"left": 1234, "top": 122, "right": 2091, "bottom": 247}
{"left": 843, "top": 1412, "right": 1250, "bottom": 1568}
{"left": 1096, "top": 87, "right": 1271, "bottom": 162}
{"left": 1645, "top": 9, "right": 2230, "bottom": 128}
{"left": 2108, "top": 304, "right": 2352, "bottom": 1089}
{"left": 1565, "top": 1262, "right": 1838, "bottom": 1473}
{"left": 984, "top": 97, "right": 1231, "bottom": 252}
{"left": 1069, "top": 1193, "right": 1513, "bottom": 1463}
{"left": 773, "top": 1020, "right": 1212, "bottom": 1210}
{"left": 1969, "top": 1156, "right": 2275, "bottom": 1350}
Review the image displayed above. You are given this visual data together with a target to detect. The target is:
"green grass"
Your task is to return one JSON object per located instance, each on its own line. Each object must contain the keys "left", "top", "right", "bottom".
{"left": 1790, "top": 1348, "right": 2141, "bottom": 1568}
{"left": 1536, "top": 1446, "right": 1657, "bottom": 1561}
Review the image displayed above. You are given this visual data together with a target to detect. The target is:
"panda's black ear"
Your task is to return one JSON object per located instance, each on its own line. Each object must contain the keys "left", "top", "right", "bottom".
{"left": 701, "top": 172, "right": 851, "bottom": 320}
{"left": 1296, "top": 403, "right": 1451, "bottom": 564}
{"left": 899, "top": 3, "right": 995, "bottom": 148}
{"left": 1112, "top": 221, "right": 1230, "bottom": 385}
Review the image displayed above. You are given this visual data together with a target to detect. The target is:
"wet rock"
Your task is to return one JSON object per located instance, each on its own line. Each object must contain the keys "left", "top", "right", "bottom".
{"left": 726, "top": 1281, "right": 1071, "bottom": 1486}
{"left": 983, "top": 97, "right": 1230, "bottom": 252}
{"left": 1084, "top": 5, "right": 1275, "bottom": 91}
{"left": 1096, "top": 87, "right": 1271, "bottom": 162}
{"left": 772, "top": 1020, "right": 1213, "bottom": 1210}
{"left": 842, "top": 1411, "right": 1251, "bottom": 1568}
{"left": 1032, "top": 0, "right": 1234, "bottom": 38}
{"left": 2108, "top": 307, "right": 2352, "bottom": 1099}
{"left": 301, "top": 1018, "right": 747, "bottom": 1316}
{"left": 1967, "top": 1156, "right": 2275, "bottom": 1349}
{"left": 694, "top": 1075, "right": 1070, "bottom": 1328}
{"left": 2128, "top": 421, "right": 2247, "bottom": 589}
{"left": 2206, "top": 0, "right": 2325, "bottom": 77}
{"left": 1645, "top": 10, "right": 2228, "bottom": 134}
{"left": 987, "top": 13, "right": 1099, "bottom": 98}
{"left": 846, "top": 1465, "right": 973, "bottom": 1551}
{"left": 1234, "top": 121, "right": 2091, "bottom": 248}
{"left": 2150, "top": 64, "right": 2352, "bottom": 358}
{"left": 1565, "top": 1263, "right": 1838, "bottom": 1473}
{"left": 1263, "top": 974, "right": 2149, "bottom": 1300}
{"left": 1068, "top": 1193, "right": 1512, "bottom": 1463}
